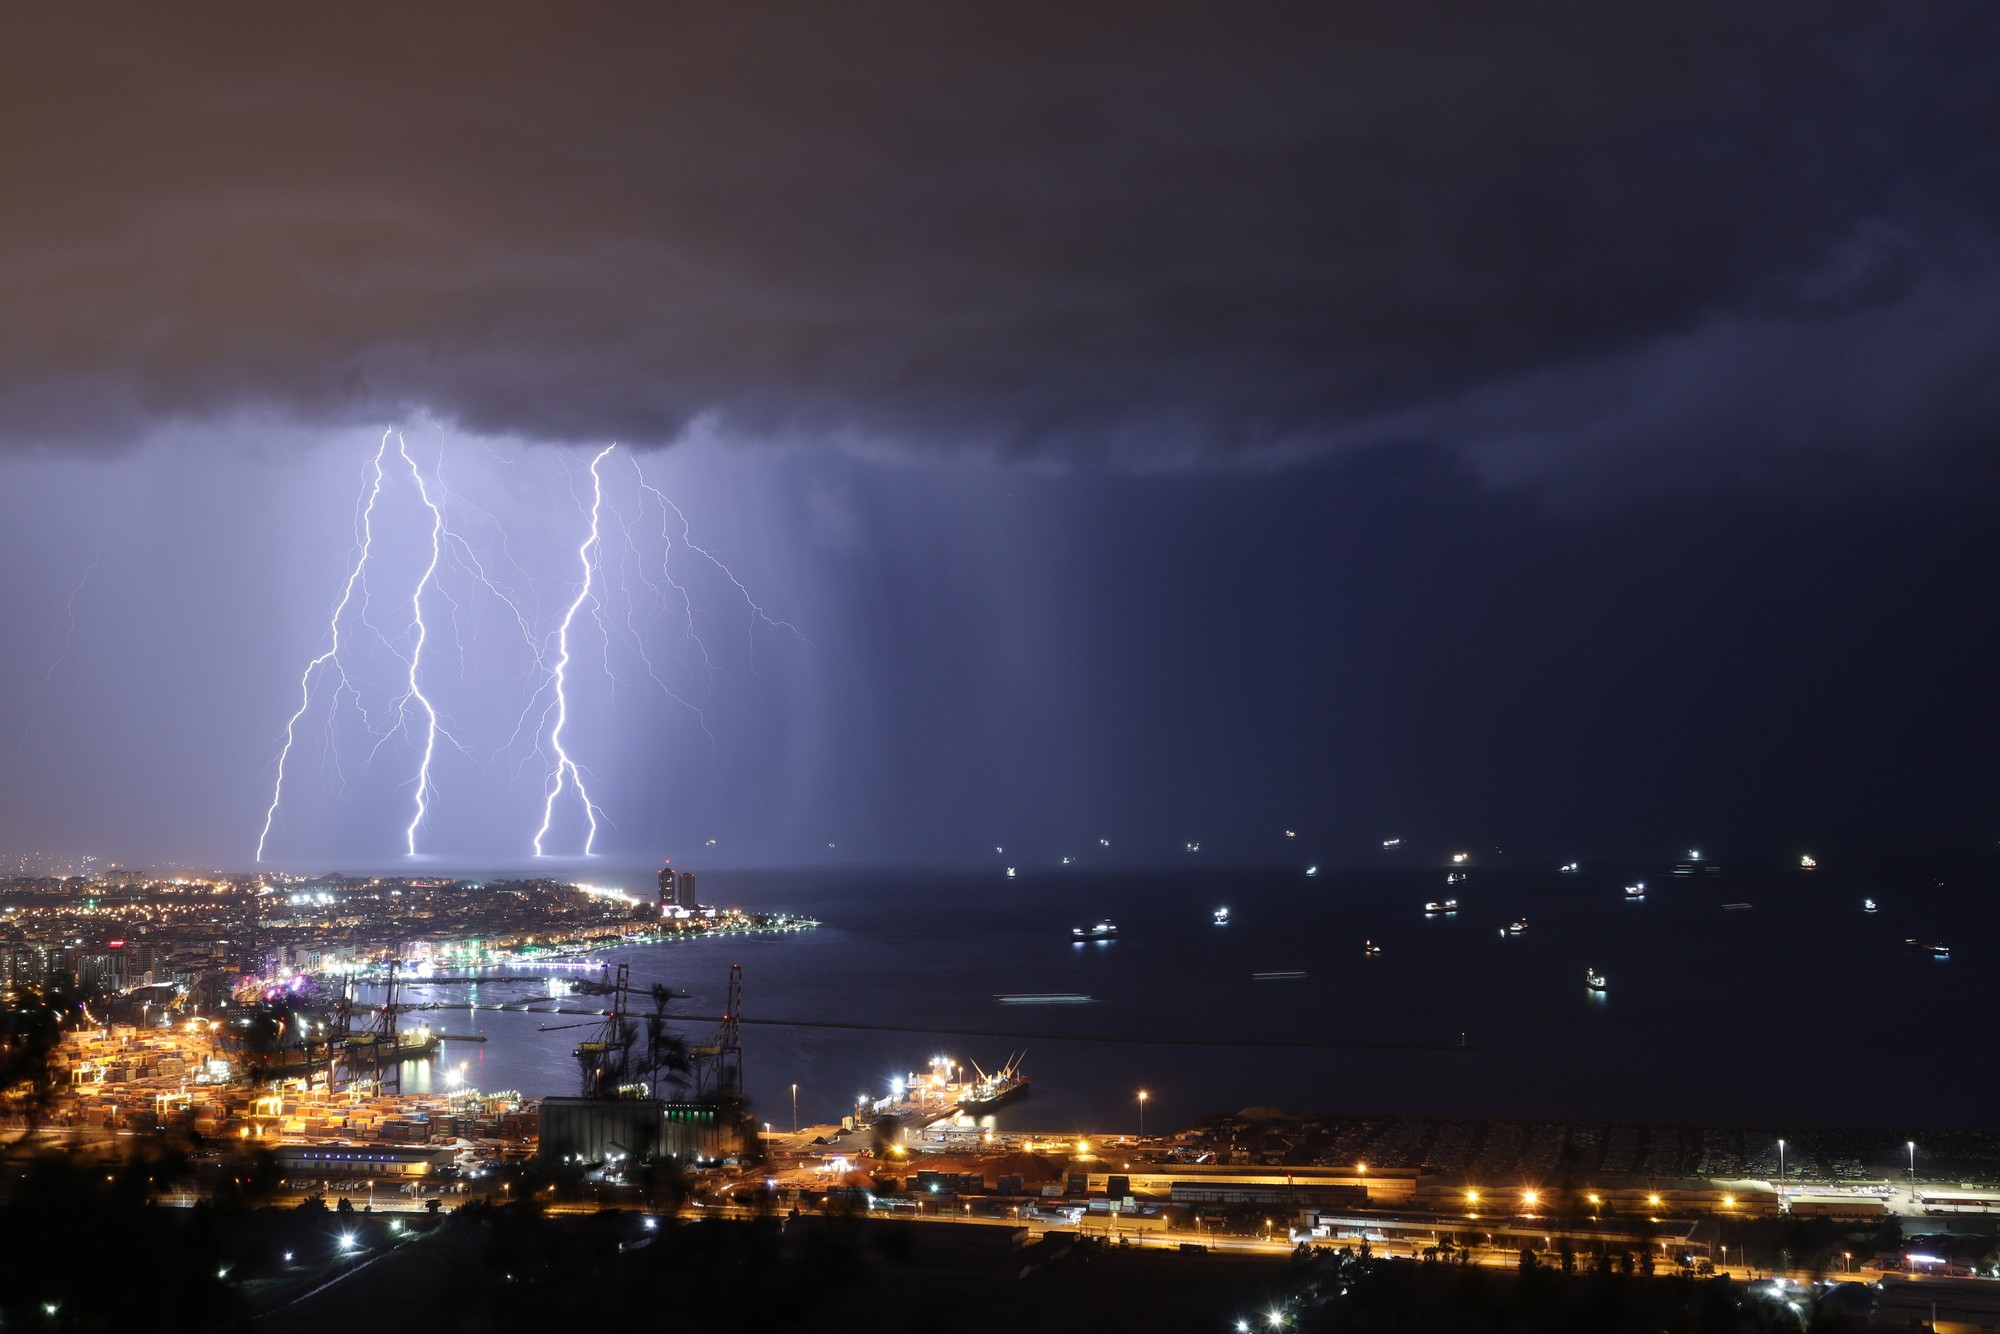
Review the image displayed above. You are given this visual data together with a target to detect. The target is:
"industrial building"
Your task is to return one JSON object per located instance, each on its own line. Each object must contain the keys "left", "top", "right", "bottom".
{"left": 538, "top": 1096, "right": 739, "bottom": 1164}
{"left": 273, "top": 1142, "right": 453, "bottom": 1179}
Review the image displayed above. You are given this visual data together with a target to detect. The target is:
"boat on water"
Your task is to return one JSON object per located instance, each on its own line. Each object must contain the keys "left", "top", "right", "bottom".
{"left": 1423, "top": 898, "right": 1459, "bottom": 914}
{"left": 1447, "top": 871, "right": 1466, "bottom": 885}
{"left": 1905, "top": 938, "right": 1950, "bottom": 958}
{"left": 959, "top": 1054, "right": 1030, "bottom": 1113}
{"left": 1213, "top": 906, "right": 1230, "bottom": 925}
{"left": 1586, "top": 967, "right": 1607, "bottom": 991}
{"left": 1505, "top": 919, "right": 1528, "bottom": 935}
{"left": 1072, "top": 920, "right": 1118, "bottom": 941}
{"left": 1863, "top": 898, "right": 1879, "bottom": 913}
{"left": 1624, "top": 883, "right": 1646, "bottom": 899}
{"left": 1800, "top": 854, "right": 1818, "bottom": 870}
{"left": 1363, "top": 940, "right": 1382, "bottom": 957}
{"left": 1305, "top": 865, "right": 1319, "bottom": 877}
{"left": 1559, "top": 862, "right": 1580, "bottom": 873}
{"left": 1251, "top": 970, "right": 1308, "bottom": 980}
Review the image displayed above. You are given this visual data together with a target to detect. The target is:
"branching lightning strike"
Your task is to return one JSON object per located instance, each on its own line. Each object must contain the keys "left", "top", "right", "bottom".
{"left": 394, "top": 433, "right": 449, "bottom": 854}
{"left": 636, "top": 470, "right": 812, "bottom": 668}
{"left": 256, "top": 431, "right": 392, "bottom": 861}
{"left": 533, "top": 444, "right": 616, "bottom": 857}
{"left": 256, "top": 433, "right": 807, "bottom": 861}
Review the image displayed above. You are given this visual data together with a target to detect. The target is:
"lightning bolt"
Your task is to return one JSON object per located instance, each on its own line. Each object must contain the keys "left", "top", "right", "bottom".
{"left": 420, "top": 448, "right": 560, "bottom": 776}
{"left": 394, "top": 432, "right": 448, "bottom": 854}
{"left": 257, "top": 432, "right": 807, "bottom": 861}
{"left": 533, "top": 443, "right": 616, "bottom": 857}
{"left": 256, "top": 430, "right": 392, "bottom": 861}
{"left": 634, "top": 463, "right": 811, "bottom": 670}
{"left": 605, "top": 458, "right": 713, "bottom": 743}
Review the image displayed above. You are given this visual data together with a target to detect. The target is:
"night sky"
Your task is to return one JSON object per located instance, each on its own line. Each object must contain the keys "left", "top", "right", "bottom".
{"left": 1, "top": 6, "right": 1996, "bottom": 870}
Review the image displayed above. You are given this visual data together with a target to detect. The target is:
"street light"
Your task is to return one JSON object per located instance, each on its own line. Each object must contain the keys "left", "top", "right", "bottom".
{"left": 1907, "top": 1140, "right": 1916, "bottom": 1185}
{"left": 1137, "top": 1090, "right": 1148, "bottom": 1137}
{"left": 1777, "top": 1139, "right": 1786, "bottom": 1202}
{"left": 792, "top": 1083, "right": 799, "bottom": 1135}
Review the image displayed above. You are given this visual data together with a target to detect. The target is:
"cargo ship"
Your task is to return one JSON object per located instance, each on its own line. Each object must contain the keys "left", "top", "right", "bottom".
{"left": 863, "top": 1053, "right": 1028, "bottom": 1127}
{"left": 958, "top": 1054, "right": 1029, "bottom": 1113}
{"left": 1072, "top": 920, "right": 1118, "bottom": 941}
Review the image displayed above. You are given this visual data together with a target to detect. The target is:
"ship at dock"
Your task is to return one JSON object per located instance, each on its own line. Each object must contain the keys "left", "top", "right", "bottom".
{"left": 957, "top": 1054, "right": 1029, "bottom": 1113}
{"left": 862, "top": 1053, "right": 1030, "bottom": 1128}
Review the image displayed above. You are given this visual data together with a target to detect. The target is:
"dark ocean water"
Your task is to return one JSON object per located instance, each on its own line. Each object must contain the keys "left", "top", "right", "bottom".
{"left": 367, "top": 855, "right": 1993, "bottom": 1136}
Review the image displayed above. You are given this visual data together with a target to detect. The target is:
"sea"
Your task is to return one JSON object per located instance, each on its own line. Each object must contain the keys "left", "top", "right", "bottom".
{"left": 356, "top": 855, "right": 1992, "bottom": 1137}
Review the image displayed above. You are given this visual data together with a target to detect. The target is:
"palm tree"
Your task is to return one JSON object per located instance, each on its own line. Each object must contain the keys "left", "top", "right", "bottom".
{"left": 637, "top": 984, "right": 690, "bottom": 1100}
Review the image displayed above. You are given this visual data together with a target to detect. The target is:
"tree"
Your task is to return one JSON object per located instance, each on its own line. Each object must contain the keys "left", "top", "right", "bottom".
{"left": 0, "top": 985, "right": 75, "bottom": 1121}
{"left": 638, "top": 984, "right": 691, "bottom": 1100}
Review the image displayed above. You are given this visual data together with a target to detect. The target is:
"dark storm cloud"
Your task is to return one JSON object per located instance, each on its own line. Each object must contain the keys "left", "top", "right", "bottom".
{"left": 2, "top": 4, "right": 1996, "bottom": 487}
